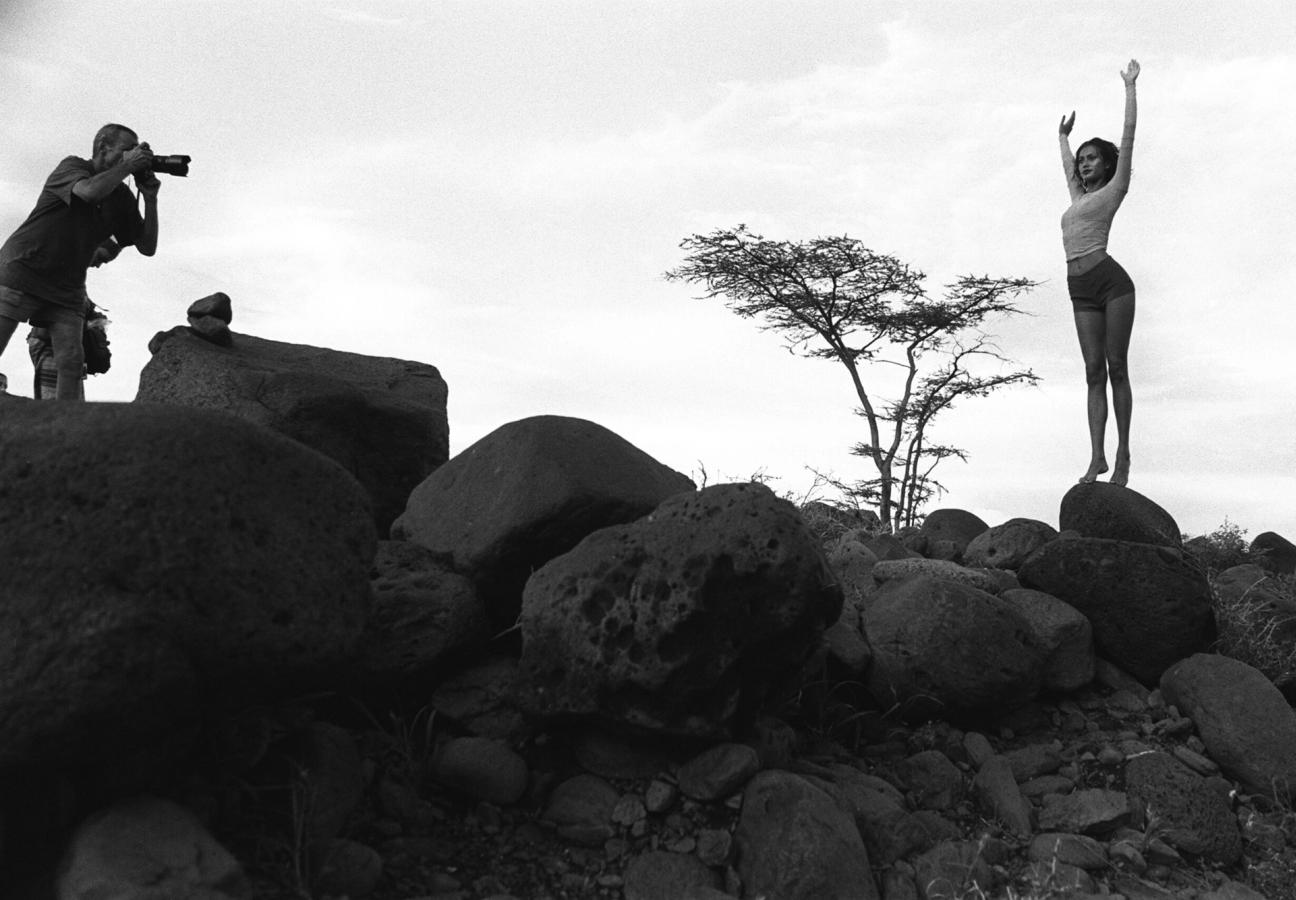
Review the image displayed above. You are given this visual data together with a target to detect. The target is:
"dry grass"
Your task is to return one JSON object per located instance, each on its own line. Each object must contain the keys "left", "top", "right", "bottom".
{"left": 1211, "top": 572, "right": 1296, "bottom": 691}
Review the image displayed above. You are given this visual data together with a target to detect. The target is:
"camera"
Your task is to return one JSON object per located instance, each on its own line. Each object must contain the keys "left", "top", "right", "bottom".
{"left": 148, "top": 154, "right": 191, "bottom": 177}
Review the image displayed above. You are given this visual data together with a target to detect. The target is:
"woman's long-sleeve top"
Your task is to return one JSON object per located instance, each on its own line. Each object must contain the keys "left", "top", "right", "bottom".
{"left": 1059, "top": 84, "right": 1137, "bottom": 261}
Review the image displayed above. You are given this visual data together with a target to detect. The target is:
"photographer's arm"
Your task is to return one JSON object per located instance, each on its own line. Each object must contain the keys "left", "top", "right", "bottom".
{"left": 72, "top": 145, "right": 152, "bottom": 205}
{"left": 134, "top": 172, "right": 159, "bottom": 256}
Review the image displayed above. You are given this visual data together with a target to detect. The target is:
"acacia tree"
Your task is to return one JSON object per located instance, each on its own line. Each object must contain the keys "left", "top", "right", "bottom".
{"left": 665, "top": 225, "right": 1039, "bottom": 531}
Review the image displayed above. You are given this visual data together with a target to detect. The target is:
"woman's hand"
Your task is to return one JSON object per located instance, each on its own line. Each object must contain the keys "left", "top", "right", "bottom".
{"left": 1122, "top": 59, "right": 1140, "bottom": 86}
{"left": 1059, "top": 111, "right": 1075, "bottom": 136}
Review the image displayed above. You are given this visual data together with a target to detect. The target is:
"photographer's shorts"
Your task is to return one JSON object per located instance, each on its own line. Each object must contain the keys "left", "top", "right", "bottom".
{"left": 1067, "top": 257, "right": 1135, "bottom": 312}
{"left": 0, "top": 285, "right": 86, "bottom": 329}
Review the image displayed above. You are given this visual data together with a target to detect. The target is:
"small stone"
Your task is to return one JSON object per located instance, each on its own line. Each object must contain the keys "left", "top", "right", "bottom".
{"left": 645, "top": 779, "right": 678, "bottom": 813}
{"left": 1239, "top": 813, "right": 1286, "bottom": 853}
{"left": 1037, "top": 789, "right": 1129, "bottom": 834}
{"left": 1097, "top": 746, "right": 1124, "bottom": 766}
{"left": 629, "top": 850, "right": 732, "bottom": 900}
{"left": 668, "top": 836, "right": 696, "bottom": 853}
{"left": 1158, "top": 716, "right": 1195, "bottom": 738}
{"left": 426, "top": 871, "right": 463, "bottom": 892}
{"left": 1028, "top": 832, "right": 1108, "bottom": 870}
{"left": 677, "top": 743, "right": 760, "bottom": 801}
{"left": 1109, "top": 840, "right": 1147, "bottom": 872}
{"left": 541, "top": 774, "right": 619, "bottom": 846}
{"left": 1020, "top": 775, "right": 1075, "bottom": 799}
{"left": 1172, "top": 745, "right": 1220, "bottom": 775}
{"left": 1006, "top": 742, "right": 1063, "bottom": 780}
{"left": 697, "top": 828, "right": 732, "bottom": 866}
{"left": 963, "top": 732, "right": 996, "bottom": 769}
{"left": 309, "top": 838, "right": 383, "bottom": 898}
{"left": 1145, "top": 836, "right": 1182, "bottom": 866}
{"left": 431, "top": 737, "right": 529, "bottom": 805}
{"left": 611, "top": 794, "right": 647, "bottom": 827}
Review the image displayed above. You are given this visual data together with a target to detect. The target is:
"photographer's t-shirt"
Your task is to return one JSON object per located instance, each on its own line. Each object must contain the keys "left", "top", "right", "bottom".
{"left": 0, "top": 156, "right": 143, "bottom": 309}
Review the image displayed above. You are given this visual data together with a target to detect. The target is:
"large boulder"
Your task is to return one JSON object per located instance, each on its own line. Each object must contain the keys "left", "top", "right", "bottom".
{"left": 1250, "top": 531, "right": 1296, "bottom": 575}
{"left": 1018, "top": 538, "right": 1213, "bottom": 685}
{"left": 393, "top": 416, "right": 695, "bottom": 627}
{"left": 919, "top": 508, "right": 990, "bottom": 560}
{"left": 1160, "top": 653, "right": 1296, "bottom": 804}
{"left": 0, "top": 400, "right": 376, "bottom": 767}
{"left": 137, "top": 325, "right": 447, "bottom": 533}
{"left": 516, "top": 483, "right": 842, "bottom": 737}
{"left": 862, "top": 577, "right": 1047, "bottom": 722}
{"left": 962, "top": 518, "right": 1060, "bottom": 571}
{"left": 1058, "top": 483, "right": 1181, "bottom": 548}
{"left": 997, "top": 588, "right": 1095, "bottom": 692}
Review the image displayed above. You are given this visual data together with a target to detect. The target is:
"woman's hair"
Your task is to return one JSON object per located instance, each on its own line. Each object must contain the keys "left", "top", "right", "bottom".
{"left": 1074, "top": 138, "right": 1119, "bottom": 188}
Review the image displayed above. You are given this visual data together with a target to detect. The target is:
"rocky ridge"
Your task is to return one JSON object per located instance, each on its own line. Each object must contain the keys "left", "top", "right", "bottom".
{"left": 1, "top": 312, "right": 1294, "bottom": 900}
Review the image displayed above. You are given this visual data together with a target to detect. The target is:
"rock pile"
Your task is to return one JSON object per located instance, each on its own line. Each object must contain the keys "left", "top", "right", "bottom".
{"left": 138, "top": 294, "right": 449, "bottom": 533}
{"left": 1, "top": 325, "right": 1294, "bottom": 900}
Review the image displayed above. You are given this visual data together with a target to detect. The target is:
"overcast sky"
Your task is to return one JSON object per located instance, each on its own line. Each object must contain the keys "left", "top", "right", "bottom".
{"left": 2, "top": 0, "right": 1293, "bottom": 540}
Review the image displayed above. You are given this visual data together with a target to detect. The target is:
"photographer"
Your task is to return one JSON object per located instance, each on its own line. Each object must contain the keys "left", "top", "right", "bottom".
{"left": 0, "top": 123, "right": 159, "bottom": 400}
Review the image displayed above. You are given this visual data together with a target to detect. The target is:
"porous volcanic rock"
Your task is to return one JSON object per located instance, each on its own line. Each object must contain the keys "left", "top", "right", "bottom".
{"left": 393, "top": 415, "right": 695, "bottom": 627}
{"left": 0, "top": 401, "right": 375, "bottom": 767}
{"left": 1018, "top": 537, "right": 1213, "bottom": 685}
{"left": 1160, "top": 653, "right": 1296, "bottom": 803}
{"left": 862, "top": 576, "right": 1047, "bottom": 722}
{"left": 515, "top": 483, "right": 841, "bottom": 737}
{"left": 1059, "top": 482, "right": 1181, "bottom": 548}
{"left": 137, "top": 325, "right": 447, "bottom": 533}
{"left": 962, "top": 518, "right": 1060, "bottom": 570}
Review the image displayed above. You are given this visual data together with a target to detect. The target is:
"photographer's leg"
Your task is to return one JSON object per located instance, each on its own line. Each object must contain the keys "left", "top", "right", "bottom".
{"left": 0, "top": 314, "right": 16, "bottom": 355}
{"left": 48, "top": 315, "right": 87, "bottom": 401}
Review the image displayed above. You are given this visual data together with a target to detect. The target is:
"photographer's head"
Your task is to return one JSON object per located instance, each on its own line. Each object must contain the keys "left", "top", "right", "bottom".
{"left": 91, "top": 124, "right": 146, "bottom": 173}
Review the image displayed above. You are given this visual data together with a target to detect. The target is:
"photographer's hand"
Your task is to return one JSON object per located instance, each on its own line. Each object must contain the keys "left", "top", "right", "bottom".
{"left": 134, "top": 168, "right": 161, "bottom": 200}
{"left": 121, "top": 142, "right": 154, "bottom": 174}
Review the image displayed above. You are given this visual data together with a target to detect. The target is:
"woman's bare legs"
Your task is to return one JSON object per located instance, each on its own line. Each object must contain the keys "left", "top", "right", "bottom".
{"left": 1073, "top": 307, "right": 1109, "bottom": 482}
{"left": 1104, "top": 293, "right": 1135, "bottom": 485}
{"left": 1072, "top": 294, "right": 1135, "bottom": 485}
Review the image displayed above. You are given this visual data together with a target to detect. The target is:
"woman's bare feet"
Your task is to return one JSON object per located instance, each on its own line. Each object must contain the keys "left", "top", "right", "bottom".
{"left": 1110, "top": 455, "right": 1130, "bottom": 486}
{"left": 1079, "top": 458, "right": 1109, "bottom": 484}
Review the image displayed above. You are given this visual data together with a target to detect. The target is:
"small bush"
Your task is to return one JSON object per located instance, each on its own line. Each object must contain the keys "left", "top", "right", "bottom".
{"left": 1184, "top": 518, "right": 1260, "bottom": 573}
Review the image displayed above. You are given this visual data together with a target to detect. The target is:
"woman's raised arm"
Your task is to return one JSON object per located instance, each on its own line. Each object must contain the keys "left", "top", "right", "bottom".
{"left": 1058, "top": 110, "right": 1082, "bottom": 199}
{"left": 1111, "top": 59, "right": 1139, "bottom": 192}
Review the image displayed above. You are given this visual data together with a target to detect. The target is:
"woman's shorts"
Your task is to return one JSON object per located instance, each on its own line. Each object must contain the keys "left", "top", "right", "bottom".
{"left": 1067, "top": 256, "right": 1135, "bottom": 311}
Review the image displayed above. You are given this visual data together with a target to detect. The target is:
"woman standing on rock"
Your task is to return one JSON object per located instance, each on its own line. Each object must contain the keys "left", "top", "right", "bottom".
{"left": 1058, "top": 59, "right": 1140, "bottom": 486}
